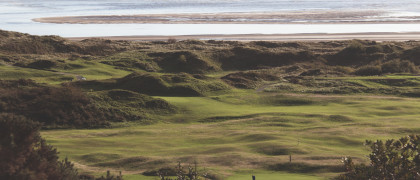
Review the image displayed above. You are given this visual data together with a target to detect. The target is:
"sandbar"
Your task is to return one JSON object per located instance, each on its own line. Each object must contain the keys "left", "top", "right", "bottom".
{"left": 66, "top": 32, "right": 420, "bottom": 42}
{"left": 33, "top": 10, "right": 420, "bottom": 24}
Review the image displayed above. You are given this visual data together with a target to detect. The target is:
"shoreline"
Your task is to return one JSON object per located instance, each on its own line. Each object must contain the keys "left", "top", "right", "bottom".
{"left": 33, "top": 11, "right": 420, "bottom": 24}
{"left": 66, "top": 32, "right": 420, "bottom": 42}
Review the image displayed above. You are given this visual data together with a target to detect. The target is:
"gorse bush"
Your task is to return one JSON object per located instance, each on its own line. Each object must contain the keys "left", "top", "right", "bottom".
{"left": 338, "top": 135, "right": 420, "bottom": 180}
{"left": 0, "top": 113, "right": 79, "bottom": 180}
{"left": 0, "top": 113, "right": 124, "bottom": 180}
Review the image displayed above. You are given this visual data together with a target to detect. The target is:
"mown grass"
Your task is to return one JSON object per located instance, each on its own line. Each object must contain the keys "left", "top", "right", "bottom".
{"left": 0, "top": 59, "right": 131, "bottom": 84}
{"left": 53, "top": 60, "right": 132, "bottom": 80}
{"left": 227, "top": 170, "right": 324, "bottom": 180}
{"left": 0, "top": 65, "right": 72, "bottom": 84}
{"left": 41, "top": 92, "right": 420, "bottom": 179}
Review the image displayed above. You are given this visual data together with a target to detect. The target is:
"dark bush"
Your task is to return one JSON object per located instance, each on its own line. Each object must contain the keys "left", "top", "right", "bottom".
{"left": 381, "top": 60, "right": 418, "bottom": 74}
{"left": 26, "top": 60, "right": 57, "bottom": 69}
{"left": 337, "top": 135, "right": 420, "bottom": 180}
{"left": 0, "top": 114, "right": 79, "bottom": 180}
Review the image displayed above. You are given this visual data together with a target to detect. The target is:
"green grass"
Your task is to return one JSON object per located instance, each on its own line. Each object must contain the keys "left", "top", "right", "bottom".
{"left": 0, "top": 60, "right": 132, "bottom": 84}
{"left": 54, "top": 60, "right": 132, "bottom": 80}
{"left": 0, "top": 65, "right": 72, "bottom": 84}
{"left": 227, "top": 170, "right": 323, "bottom": 180}
{"left": 3, "top": 58, "right": 420, "bottom": 179}
{"left": 1, "top": 38, "right": 419, "bottom": 179}
{"left": 41, "top": 91, "right": 420, "bottom": 179}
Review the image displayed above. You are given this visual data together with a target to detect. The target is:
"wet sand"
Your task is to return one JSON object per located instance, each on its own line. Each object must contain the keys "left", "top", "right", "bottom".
{"left": 66, "top": 32, "right": 420, "bottom": 42}
{"left": 33, "top": 10, "right": 420, "bottom": 24}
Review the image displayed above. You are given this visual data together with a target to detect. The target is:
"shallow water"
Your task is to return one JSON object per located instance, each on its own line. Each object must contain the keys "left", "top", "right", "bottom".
{"left": 1, "top": 0, "right": 420, "bottom": 37}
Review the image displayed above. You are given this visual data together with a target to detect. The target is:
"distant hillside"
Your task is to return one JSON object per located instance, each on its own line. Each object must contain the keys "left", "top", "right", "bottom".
{"left": 2, "top": 29, "right": 420, "bottom": 75}
{"left": 1, "top": 29, "right": 420, "bottom": 128}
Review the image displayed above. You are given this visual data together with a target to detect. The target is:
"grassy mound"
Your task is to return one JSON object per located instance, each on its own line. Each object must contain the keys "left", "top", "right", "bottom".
{"left": 0, "top": 30, "right": 80, "bottom": 54}
{"left": 220, "top": 46, "right": 317, "bottom": 70}
{"left": 327, "top": 40, "right": 387, "bottom": 66}
{"left": 117, "top": 72, "right": 230, "bottom": 96}
{"left": 222, "top": 70, "right": 279, "bottom": 89}
{"left": 0, "top": 80, "right": 108, "bottom": 128}
{"left": 90, "top": 89, "right": 176, "bottom": 123}
{"left": 403, "top": 46, "right": 420, "bottom": 65}
{"left": 101, "top": 51, "right": 160, "bottom": 72}
{"left": 0, "top": 30, "right": 125, "bottom": 56}
{"left": 149, "top": 51, "right": 219, "bottom": 73}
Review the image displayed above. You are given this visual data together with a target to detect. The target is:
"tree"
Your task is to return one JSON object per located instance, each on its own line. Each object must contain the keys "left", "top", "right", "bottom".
{"left": 0, "top": 113, "right": 78, "bottom": 180}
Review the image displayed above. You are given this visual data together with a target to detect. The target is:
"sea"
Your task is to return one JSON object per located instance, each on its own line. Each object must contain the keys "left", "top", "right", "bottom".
{"left": 1, "top": 0, "right": 420, "bottom": 37}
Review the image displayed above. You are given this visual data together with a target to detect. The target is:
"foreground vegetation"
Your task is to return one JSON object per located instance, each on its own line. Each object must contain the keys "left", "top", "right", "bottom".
{"left": 1, "top": 30, "right": 420, "bottom": 179}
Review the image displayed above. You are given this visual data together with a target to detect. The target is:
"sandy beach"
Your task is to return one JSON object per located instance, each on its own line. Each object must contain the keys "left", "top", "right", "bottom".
{"left": 33, "top": 10, "right": 420, "bottom": 24}
{"left": 66, "top": 32, "right": 420, "bottom": 42}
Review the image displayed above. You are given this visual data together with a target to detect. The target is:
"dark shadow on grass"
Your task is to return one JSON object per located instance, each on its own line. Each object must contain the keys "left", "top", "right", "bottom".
{"left": 267, "top": 162, "right": 344, "bottom": 173}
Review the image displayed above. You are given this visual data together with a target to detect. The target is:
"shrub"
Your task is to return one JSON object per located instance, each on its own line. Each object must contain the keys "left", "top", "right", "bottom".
{"left": 337, "top": 135, "right": 420, "bottom": 180}
{"left": 156, "top": 162, "right": 208, "bottom": 180}
{"left": 0, "top": 113, "right": 122, "bottom": 180}
{"left": 0, "top": 114, "right": 79, "bottom": 180}
{"left": 167, "top": 38, "right": 177, "bottom": 44}
{"left": 381, "top": 60, "right": 418, "bottom": 74}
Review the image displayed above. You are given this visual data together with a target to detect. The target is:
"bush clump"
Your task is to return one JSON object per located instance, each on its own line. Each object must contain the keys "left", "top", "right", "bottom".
{"left": 0, "top": 114, "right": 79, "bottom": 180}
{"left": 338, "top": 135, "right": 420, "bottom": 180}
{"left": 381, "top": 59, "right": 419, "bottom": 74}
